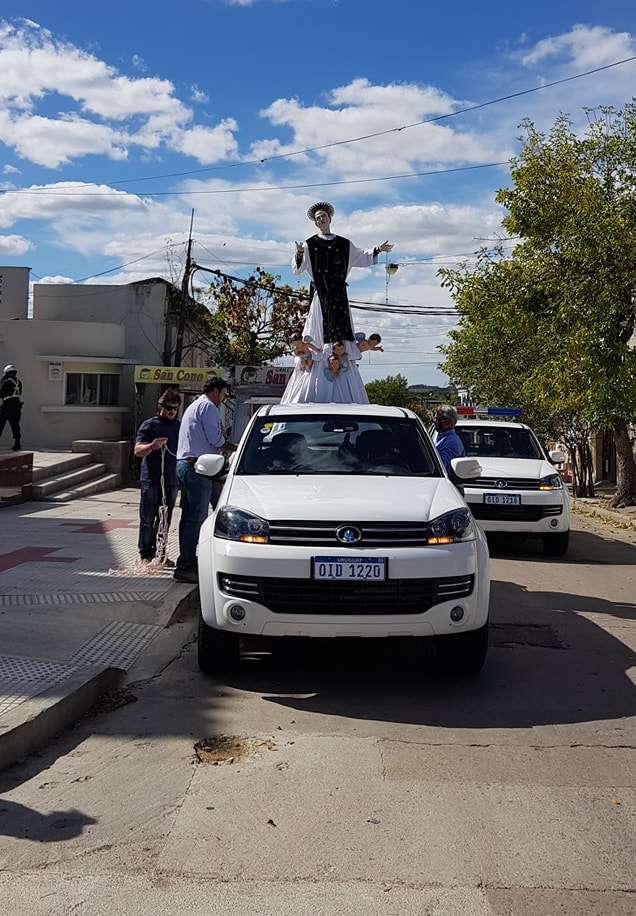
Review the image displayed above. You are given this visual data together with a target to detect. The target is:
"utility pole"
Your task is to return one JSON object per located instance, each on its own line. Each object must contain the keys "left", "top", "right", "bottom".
{"left": 174, "top": 208, "right": 195, "bottom": 367}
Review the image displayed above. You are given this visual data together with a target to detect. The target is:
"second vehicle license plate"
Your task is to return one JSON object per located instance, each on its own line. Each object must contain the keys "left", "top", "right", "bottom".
{"left": 484, "top": 493, "right": 521, "bottom": 505}
{"left": 312, "top": 557, "right": 386, "bottom": 581}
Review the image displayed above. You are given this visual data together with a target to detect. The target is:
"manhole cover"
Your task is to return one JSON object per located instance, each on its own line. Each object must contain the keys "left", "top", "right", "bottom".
{"left": 194, "top": 735, "right": 275, "bottom": 765}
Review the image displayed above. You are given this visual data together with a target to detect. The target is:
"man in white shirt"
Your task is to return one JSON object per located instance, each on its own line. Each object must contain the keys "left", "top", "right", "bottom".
{"left": 173, "top": 377, "right": 235, "bottom": 584}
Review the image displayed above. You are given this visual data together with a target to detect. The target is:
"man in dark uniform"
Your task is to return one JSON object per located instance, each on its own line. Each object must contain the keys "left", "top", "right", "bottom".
{"left": 0, "top": 365, "right": 23, "bottom": 451}
{"left": 134, "top": 388, "right": 181, "bottom": 566}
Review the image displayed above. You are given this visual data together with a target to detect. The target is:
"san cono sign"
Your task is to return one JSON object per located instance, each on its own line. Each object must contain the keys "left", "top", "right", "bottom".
{"left": 134, "top": 365, "right": 224, "bottom": 384}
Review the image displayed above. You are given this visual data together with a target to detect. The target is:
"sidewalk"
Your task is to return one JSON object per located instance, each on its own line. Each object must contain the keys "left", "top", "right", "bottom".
{"left": 570, "top": 490, "right": 636, "bottom": 533}
{"left": 0, "top": 473, "right": 198, "bottom": 771}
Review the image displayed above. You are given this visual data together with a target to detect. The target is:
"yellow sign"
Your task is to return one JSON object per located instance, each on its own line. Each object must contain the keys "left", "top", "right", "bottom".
{"left": 134, "top": 365, "right": 224, "bottom": 384}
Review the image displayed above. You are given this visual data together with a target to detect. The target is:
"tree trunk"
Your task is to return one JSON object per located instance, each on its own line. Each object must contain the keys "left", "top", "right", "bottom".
{"left": 609, "top": 419, "right": 636, "bottom": 508}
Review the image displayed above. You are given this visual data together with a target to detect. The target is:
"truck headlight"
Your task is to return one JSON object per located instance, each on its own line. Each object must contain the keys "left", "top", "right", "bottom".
{"left": 428, "top": 508, "right": 475, "bottom": 545}
{"left": 539, "top": 473, "right": 563, "bottom": 490}
{"left": 215, "top": 507, "right": 270, "bottom": 543}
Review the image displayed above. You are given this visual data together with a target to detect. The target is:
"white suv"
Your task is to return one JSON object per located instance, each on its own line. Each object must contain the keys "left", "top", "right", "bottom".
{"left": 195, "top": 403, "right": 491, "bottom": 676}
{"left": 453, "top": 416, "right": 570, "bottom": 557}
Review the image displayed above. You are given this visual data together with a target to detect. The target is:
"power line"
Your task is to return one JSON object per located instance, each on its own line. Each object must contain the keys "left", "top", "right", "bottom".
{"left": 101, "top": 55, "right": 636, "bottom": 185}
{"left": 5, "top": 55, "right": 635, "bottom": 200}
{"left": 6, "top": 160, "right": 508, "bottom": 198}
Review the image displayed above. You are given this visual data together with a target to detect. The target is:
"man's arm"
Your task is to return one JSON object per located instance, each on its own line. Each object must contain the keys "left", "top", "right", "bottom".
{"left": 134, "top": 421, "right": 168, "bottom": 458}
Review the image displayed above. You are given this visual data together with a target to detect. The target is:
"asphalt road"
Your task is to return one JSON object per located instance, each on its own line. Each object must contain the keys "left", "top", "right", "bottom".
{"left": 0, "top": 509, "right": 634, "bottom": 916}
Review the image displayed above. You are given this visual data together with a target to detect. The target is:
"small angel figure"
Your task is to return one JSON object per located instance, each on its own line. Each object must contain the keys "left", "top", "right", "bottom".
{"left": 291, "top": 332, "right": 321, "bottom": 372}
{"left": 324, "top": 354, "right": 342, "bottom": 381}
{"left": 355, "top": 332, "right": 384, "bottom": 353}
{"left": 331, "top": 340, "right": 350, "bottom": 373}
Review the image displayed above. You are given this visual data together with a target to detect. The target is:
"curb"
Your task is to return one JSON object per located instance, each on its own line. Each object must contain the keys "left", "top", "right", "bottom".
{"left": 0, "top": 666, "right": 124, "bottom": 771}
{"left": 571, "top": 497, "right": 636, "bottom": 532}
{"left": 0, "top": 586, "right": 200, "bottom": 772}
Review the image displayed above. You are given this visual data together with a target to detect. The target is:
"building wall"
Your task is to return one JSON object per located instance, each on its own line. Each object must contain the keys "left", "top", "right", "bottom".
{"left": 0, "top": 317, "right": 129, "bottom": 449}
{"left": 33, "top": 279, "right": 176, "bottom": 436}
{"left": 0, "top": 270, "right": 216, "bottom": 450}
{"left": 0, "top": 267, "right": 30, "bottom": 320}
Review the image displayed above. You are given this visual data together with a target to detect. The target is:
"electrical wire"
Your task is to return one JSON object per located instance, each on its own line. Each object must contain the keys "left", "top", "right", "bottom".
{"left": 88, "top": 54, "right": 636, "bottom": 186}
{"left": 5, "top": 55, "right": 635, "bottom": 200}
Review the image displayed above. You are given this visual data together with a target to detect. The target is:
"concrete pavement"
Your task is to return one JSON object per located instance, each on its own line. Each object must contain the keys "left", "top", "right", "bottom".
{"left": 0, "top": 453, "right": 199, "bottom": 770}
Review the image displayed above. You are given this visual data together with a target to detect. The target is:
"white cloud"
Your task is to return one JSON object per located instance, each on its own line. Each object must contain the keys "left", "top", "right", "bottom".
{"left": 37, "top": 274, "right": 77, "bottom": 284}
{"left": 255, "top": 79, "right": 511, "bottom": 179}
{"left": 0, "top": 233, "right": 32, "bottom": 256}
{"left": 0, "top": 111, "right": 129, "bottom": 168}
{"left": 520, "top": 24, "right": 634, "bottom": 70}
{"left": 190, "top": 85, "right": 209, "bottom": 104}
{"left": 174, "top": 120, "right": 240, "bottom": 163}
{"left": 0, "top": 19, "right": 239, "bottom": 167}
{"left": 0, "top": 181, "right": 147, "bottom": 226}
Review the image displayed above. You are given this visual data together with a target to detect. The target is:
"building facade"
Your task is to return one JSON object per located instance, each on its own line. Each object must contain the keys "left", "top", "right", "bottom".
{"left": 0, "top": 267, "right": 206, "bottom": 450}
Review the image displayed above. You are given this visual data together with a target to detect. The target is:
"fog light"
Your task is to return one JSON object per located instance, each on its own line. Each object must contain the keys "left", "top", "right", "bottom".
{"left": 450, "top": 606, "right": 464, "bottom": 622}
{"left": 550, "top": 519, "right": 558, "bottom": 528}
{"left": 228, "top": 604, "right": 246, "bottom": 621}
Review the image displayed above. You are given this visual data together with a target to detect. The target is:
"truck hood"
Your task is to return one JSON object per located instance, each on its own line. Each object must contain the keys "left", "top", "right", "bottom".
{"left": 473, "top": 457, "right": 555, "bottom": 480}
{"left": 223, "top": 475, "right": 465, "bottom": 522}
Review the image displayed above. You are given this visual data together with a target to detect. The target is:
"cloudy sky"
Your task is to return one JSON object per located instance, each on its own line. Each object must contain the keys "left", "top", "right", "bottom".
{"left": 1, "top": 1, "right": 635, "bottom": 384}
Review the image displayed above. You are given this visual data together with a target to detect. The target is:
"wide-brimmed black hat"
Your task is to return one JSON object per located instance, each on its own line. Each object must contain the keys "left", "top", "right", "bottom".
{"left": 307, "top": 201, "right": 334, "bottom": 221}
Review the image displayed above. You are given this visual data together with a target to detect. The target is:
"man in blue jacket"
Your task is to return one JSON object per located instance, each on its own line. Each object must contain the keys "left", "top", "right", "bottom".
{"left": 433, "top": 405, "right": 465, "bottom": 472}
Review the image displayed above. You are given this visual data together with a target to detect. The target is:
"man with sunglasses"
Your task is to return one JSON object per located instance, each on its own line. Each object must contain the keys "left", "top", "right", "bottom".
{"left": 134, "top": 388, "right": 182, "bottom": 566}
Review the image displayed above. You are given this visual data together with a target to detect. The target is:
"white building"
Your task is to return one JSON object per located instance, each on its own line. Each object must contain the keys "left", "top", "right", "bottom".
{"left": 0, "top": 266, "right": 207, "bottom": 450}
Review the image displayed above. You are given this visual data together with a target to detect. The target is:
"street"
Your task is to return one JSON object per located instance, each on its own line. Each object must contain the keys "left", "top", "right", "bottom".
{"left": 0, "top": 509, "right": 635, "bottom": 916}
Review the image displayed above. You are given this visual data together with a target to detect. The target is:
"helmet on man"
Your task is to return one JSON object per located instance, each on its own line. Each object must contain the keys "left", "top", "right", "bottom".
{"left": 3, "top": 365, "right": 17, "bottom": 375}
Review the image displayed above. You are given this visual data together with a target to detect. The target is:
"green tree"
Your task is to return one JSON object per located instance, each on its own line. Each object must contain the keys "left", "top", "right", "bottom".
{"left": 201, "top": 267, "right": 308, "bottom": 368}
{"left": 365, "top": 374, "right": 412, "bottom": 407}
{"left": 440, "top": 105, "right": 636, "bottom": 507}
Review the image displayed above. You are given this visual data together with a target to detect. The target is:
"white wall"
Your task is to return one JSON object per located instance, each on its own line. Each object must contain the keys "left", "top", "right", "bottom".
{"left": 0, "top": 319, "right": 129, "bottom": 450}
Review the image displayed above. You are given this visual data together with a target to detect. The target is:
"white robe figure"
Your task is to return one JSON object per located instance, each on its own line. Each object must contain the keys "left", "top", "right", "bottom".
{"left": 285, "top": 233, "right": 376, "bottom": 404}
{"left": 280, "top": 349, "right": 322, "bottom": 404}
{"left": 282, "top": 202, "right": 392, "bottom": 405}
{"left": 314, "top": 344, "right": 369, "bottom": 404}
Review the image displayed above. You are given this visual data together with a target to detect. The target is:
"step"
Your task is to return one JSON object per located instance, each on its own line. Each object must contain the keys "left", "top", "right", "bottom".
{"left": 32, "top": 452, "right": 94, "bottom": 483}
{"left": 32, "top": 462, "right": 109, "bottom": 499}
{"left": 36, "top": 472, "right": 122, "bottom": 503}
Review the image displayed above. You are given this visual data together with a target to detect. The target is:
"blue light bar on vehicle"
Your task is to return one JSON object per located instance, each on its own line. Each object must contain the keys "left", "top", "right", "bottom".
{"left": 456, "top": 406, "right": 522, "bottom": 417}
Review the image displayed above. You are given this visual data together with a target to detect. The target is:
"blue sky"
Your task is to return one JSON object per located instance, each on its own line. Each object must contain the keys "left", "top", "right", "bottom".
{"left": 1, "top": 0, "right": 635, "bottom": 385}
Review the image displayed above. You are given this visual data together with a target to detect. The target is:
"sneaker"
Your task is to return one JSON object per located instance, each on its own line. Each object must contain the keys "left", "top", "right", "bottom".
{"left": 140, "top": 557, "right": 153, "bottom": 566}
{"left": 160, "top": 557, "right": 175, "bottom": 568}
{"left": 173, "top": 569, "right": 199, "bottom": 584}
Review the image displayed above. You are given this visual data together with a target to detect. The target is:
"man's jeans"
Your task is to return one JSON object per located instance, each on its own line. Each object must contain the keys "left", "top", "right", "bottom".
{"left": 175, "top": 460, "right": 214, "bottom": 575}
{"left": 138, "top": 481, "right": 178, "bottom": 559}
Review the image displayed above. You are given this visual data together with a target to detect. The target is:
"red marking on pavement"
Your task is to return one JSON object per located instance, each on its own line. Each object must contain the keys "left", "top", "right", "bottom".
{"left": 61, "top": 519, "right": 137, "bottom": 533}
{"left": 0, "top": 546, "right": 80, "bottom": 572}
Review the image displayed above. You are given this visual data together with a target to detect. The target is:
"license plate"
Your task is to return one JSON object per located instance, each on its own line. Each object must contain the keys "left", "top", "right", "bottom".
{"left": 312, "top": 556, "right": 386, "bottom": 581}
{"left": 484, "top": 493, "right": 521, "bottom": 505}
